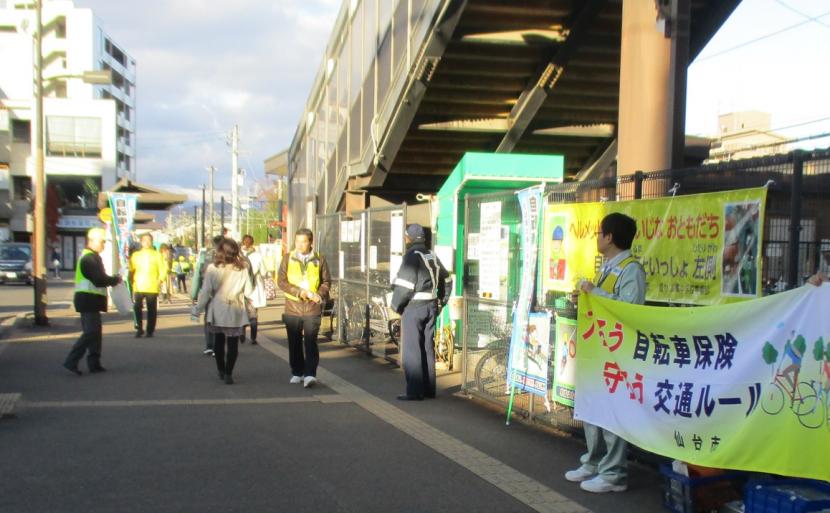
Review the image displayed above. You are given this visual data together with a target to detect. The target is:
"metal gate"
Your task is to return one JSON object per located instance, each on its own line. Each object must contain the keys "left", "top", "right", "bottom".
{"left": 316, "top": 205, "right": 407, "bottom": 363}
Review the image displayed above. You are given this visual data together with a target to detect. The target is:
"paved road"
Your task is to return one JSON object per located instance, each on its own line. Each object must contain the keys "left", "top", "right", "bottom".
{"left": 0, "top": 286, "right": 666, "bottom": 513}
{"left": 0, "top": 273, "right": 74, "bottom": 319}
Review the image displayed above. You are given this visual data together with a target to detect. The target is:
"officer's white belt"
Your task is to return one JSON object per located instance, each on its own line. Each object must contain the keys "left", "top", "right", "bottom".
{"left": 412, "top": 292, "right": 437, "bottom": 300}
{"left": 394, "top": 278, "right": 415, "bottom": 290}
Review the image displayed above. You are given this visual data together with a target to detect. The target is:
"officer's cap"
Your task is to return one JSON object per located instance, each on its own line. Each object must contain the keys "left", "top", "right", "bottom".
{"left": 405, "top": 224, "right": 425, "bottom": 242}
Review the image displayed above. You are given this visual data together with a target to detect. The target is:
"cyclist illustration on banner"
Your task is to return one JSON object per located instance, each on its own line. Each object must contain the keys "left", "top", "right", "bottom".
{"left": 760, "top": 330, "right": 829, "bottom": 431}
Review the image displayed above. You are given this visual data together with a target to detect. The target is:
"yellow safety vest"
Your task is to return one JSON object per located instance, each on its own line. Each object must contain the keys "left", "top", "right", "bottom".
{"left": 130, "top": 248, "right": 166, "bottom": 294}
{"left": 284, "top": 252, "right": 321, "bottom": 302}
{"left": 75, "top": 248, "right": 107, "bottom": 296}
{"left": 596, "top": 255, "right": 639, "bottom": 295}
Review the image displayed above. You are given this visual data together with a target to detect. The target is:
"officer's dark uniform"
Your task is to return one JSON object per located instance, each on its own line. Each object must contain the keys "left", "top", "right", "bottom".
{"left": 390, "top": 227, "right": 450, "bottom": 400}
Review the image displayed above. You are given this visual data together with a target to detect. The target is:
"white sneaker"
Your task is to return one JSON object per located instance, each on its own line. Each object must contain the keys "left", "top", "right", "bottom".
{"left": 564, "top": 467, "right": 596, "bottom": 482}
{"left": 289, "top": 375, "right": 303, "bottom": 384}
{"left": 303, "top": 376, "right": 317, "bottom": 388}
{"left": 579, "top": 476, "right": 627, "bottom": 493}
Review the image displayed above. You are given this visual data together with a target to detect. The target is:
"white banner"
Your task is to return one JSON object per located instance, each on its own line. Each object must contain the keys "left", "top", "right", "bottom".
{"left": 575, "top": 283, "right": 830, "bottom": 481}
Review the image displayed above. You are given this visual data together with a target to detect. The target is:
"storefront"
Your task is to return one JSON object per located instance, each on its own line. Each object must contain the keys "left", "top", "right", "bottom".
{"left": 56, "top": 214, "right": 100, "bottom": 271}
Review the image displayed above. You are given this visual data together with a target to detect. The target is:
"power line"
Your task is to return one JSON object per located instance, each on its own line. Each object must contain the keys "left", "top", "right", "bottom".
{"left": 770, "top": 115, "right": 830, "bottom": 133}
{"left": 135, "top": 130, "right": 226, "bottom": 142}
{"left": 715, "top": 131, "right": 830, "bottom": 158}
{"left": 697, "top": 8, "right": 830, "bottom": 61}
{"left": 774, "top": 0, "right": 830, "bottom": 30}
{"left": 135, "top": 135, "right": 226, "bottom": 150}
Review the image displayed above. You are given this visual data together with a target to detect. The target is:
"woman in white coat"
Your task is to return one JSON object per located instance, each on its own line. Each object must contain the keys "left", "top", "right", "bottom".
{"left": 241, "top": 234, "right": 267, "bottom": 344}
{"left": 193, "top": 238, "right": 253, "bottom": 384}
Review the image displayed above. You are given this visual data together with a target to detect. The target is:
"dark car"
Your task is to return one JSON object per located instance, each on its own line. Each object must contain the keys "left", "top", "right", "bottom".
{"left": 0, "top": 243, "right": 33, "bottom": 285}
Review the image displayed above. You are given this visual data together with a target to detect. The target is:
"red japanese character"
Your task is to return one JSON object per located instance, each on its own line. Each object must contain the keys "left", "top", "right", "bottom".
{"left": 603, "top": 362, "right": 628, "bottom": 394}
{"left": 605, "top": 322, "right": 624, "bottom": 352}
{"left": 626, "top": 372, "right": 644, "bottom": 404}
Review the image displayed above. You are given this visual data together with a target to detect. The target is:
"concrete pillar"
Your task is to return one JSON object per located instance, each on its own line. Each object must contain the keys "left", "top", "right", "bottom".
{"left": 617, "top": 0, "right": 690, "bottom": 177}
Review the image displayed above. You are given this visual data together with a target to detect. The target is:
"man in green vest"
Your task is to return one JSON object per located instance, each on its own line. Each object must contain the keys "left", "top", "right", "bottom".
{"left": 277, "top": 228, "right": 331, "bottom": 388}
{"left": 565, "top": 212, "right": 646, "bottom": 493}
{"left": 63, "top": 227, "right": 122, "bottom": 375}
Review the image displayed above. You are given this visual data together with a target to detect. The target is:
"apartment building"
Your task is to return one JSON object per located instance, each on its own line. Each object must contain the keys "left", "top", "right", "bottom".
{"left": 707, "top": 111, "right": 789, "bottom": 162}
{"left": 0, "top": 0, "right": 135, "bottom": 265}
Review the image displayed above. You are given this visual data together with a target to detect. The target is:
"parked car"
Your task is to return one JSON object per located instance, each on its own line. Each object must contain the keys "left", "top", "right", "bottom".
{"left": 0, "top": 242, "right": 33, "bottom": 285}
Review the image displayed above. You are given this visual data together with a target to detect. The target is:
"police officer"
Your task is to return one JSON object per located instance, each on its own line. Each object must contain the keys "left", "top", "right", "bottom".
{"left": 390, "top": 224, "right": 450, "bottom": 401}
{"left": 63, "top": 227, "right": 122, "bottom": 375}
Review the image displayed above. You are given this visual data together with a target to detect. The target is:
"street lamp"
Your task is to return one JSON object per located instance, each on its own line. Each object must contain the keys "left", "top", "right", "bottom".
{"left": 32, "top": 0, "right": 113, "bottom": 326}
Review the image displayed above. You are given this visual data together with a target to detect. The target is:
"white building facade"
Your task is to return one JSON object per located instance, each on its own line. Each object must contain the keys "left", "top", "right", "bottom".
{"left": 0, "top": 0, "right": 135, "bottom": 265}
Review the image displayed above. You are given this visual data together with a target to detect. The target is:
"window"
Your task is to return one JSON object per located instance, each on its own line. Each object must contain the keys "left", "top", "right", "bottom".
{"left": 12, "top": 120, "right": 30, "bottom": 143}
{"left": 46, "top": 116, "right": 102, "bottom": 158}
{"left": 13, "top": 176, "right": 32, "bottom": 201}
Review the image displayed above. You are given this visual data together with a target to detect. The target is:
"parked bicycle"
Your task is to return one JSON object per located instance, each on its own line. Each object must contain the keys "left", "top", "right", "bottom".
{"left": 343, "top": 293, "right": 400, "bottom": 347}
{"left": 434, "top": 323, "right": 455, "bottom": 370}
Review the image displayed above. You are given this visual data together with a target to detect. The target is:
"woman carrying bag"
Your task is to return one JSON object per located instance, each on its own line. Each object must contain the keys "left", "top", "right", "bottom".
{"left": 192, "top": 238, "right": 253, "bottom": 385}
{"left": 240, "top": 234, "right": 267, "bottom": 345}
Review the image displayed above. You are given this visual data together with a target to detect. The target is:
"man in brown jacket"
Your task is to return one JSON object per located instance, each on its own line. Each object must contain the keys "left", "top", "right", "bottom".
{"left": 277, "top": 228, "right": 331, "bottom": 388}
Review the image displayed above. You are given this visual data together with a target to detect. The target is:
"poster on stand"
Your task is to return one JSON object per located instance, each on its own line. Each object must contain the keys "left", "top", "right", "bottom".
{"left": 575, "top": 284, "right": 830, "bottom": 481}
{"left": 505, "top": 186, "right": 548, "bottom": 405}
{"left": 507, "top": 312, "right": 552, "bottom": 398}
{"left": 552, "top": 316, "right": 578, "bottom": 407}
{"left": 541, "top": 187, "right": 767, "bottom": 305}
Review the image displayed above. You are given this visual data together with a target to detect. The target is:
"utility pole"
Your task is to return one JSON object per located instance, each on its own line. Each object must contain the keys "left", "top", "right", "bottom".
{"left": 193, "top": 206, "right": 198, "bottom": 249}
{"left": 220, "top": 195, "right": 225, "bottom": 235}
{"left": 200, "top": 185, "right": 206, "bottom": 249}
{"left": 32, "top": 0, "right": 48, "bottom": 326}
{"left": 230, "top": 125, "right": 239, "bottom": 240}
{"left": 207, "top": 165, "right": 215, "bottom": 239}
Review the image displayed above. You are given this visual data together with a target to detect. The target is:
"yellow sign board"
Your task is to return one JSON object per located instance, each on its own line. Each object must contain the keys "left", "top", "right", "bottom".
{"left": 98, "top": 207, "right": 113, "bottom": 223}
{"left": 541, "top": 187, "right": 767, "bottom": 305}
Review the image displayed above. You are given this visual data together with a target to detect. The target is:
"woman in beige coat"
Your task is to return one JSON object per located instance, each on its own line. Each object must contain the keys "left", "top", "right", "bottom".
{"left": 193, "top": 238, "right": 253, "bottom": 384}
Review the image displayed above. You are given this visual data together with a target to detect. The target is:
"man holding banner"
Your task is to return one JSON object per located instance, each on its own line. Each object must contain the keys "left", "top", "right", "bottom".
{"left": 565, "top": 213, "right": 646, "bottom": 493}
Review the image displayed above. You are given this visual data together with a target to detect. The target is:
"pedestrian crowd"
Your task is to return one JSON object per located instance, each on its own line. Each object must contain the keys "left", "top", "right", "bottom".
{"left": 62, "top": 227, "right": 333, "bottom": 391}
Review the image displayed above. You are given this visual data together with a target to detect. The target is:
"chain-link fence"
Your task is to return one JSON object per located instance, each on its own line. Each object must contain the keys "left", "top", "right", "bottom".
{"left": 315, "top": 213, "right": 341, "bottom": 339}
{"left": 315, "top": 205, "right": 407, "bottom": 363}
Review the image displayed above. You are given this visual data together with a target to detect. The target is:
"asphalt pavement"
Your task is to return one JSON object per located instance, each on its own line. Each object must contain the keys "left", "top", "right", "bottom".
{"left": 0, "top": 282, "right": 666, "bottom": 513}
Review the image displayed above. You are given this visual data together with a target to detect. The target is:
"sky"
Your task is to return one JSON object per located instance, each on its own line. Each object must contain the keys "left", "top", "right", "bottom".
{"left": 74, "top": 0, "right": 830, "bottom": 203}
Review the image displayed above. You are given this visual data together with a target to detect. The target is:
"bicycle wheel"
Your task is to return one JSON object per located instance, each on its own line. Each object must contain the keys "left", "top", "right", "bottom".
{"left": 434, "top": 327, "right": 450, "bottom": 364}
{"left": 474, "top": 348, "right": 509, "bottom": 399}
{"left": 389, "top": 319, "right": 401, "bottom": 347}
{"left": 794, "top": 382, "right": 823, "bottom": 429}
{"left": 761, "top": 382, "right": 785, "bottom": 415}
{"left": 345, "top": 303, "right": 366, "bottom": 346}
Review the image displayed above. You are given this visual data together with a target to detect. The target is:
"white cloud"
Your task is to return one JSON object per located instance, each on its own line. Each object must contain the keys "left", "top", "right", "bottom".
{"left": 74, "top": 0, "right": 340, "bottom": 192}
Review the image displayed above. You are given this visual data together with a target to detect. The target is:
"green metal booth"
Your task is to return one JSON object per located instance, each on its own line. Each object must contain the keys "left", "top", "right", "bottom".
{"left": 431, "top": 152, "right": 564, "bottom": 368}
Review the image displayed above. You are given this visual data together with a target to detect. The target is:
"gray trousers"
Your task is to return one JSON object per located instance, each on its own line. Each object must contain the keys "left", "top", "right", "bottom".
{"left": 401, "top": 301, "right": 437, "bottom": 398}
{"left": 65, "top": 311, "right": 103, "bottom": 370}
{"left": 579, "top": 422, "right": 628, "bottom": 485}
